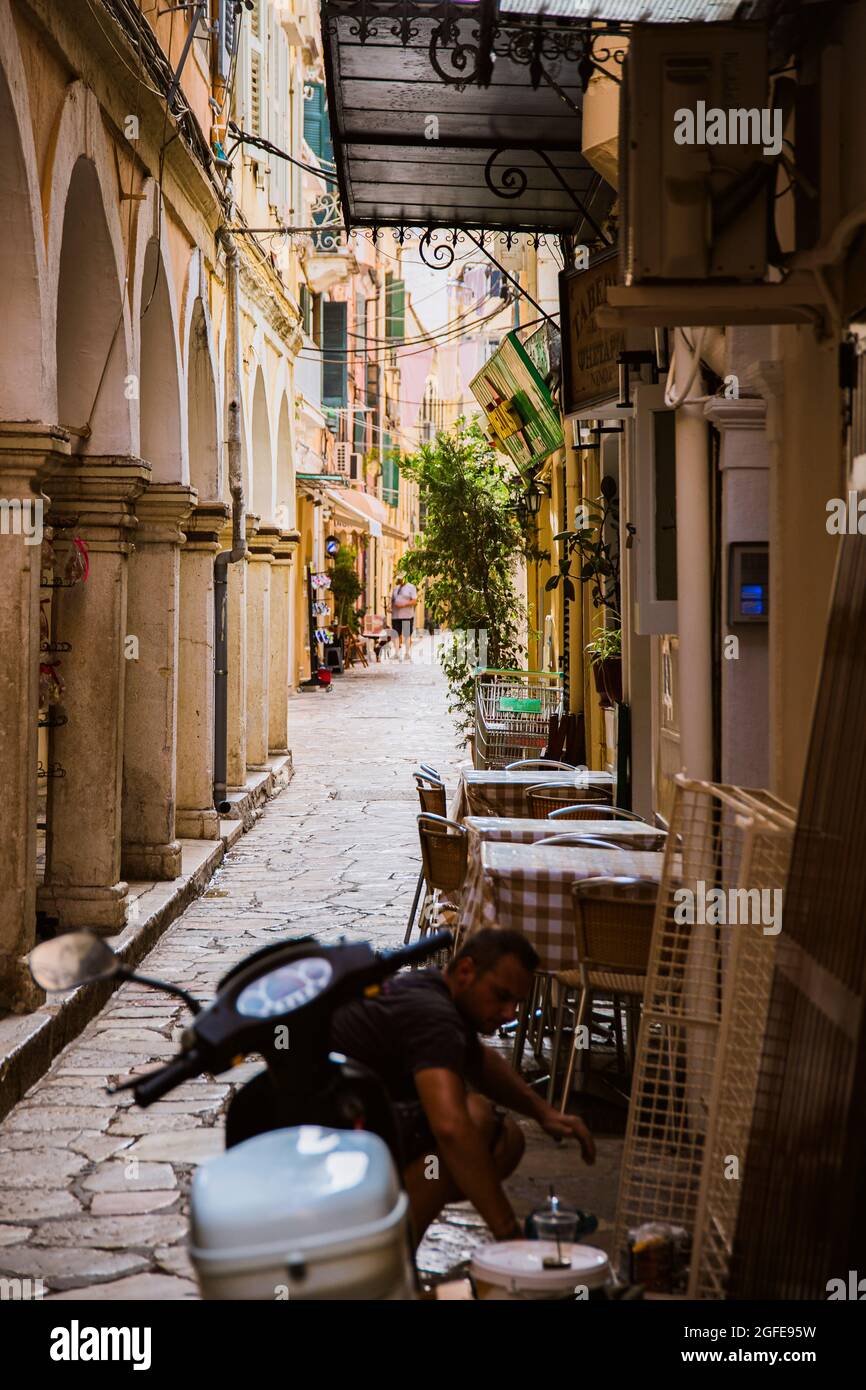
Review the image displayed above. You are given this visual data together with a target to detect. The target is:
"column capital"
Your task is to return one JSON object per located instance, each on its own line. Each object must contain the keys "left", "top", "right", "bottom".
{"left": 702, "top": 396, "right": 767, "bottom": 432}
{"left": 249, "top": 523, "right": 281, "bottom": 560}
{"left": 272, "top": 529, "right": 301, "bottom": 563}
{"left": 182, "top": 500, "right": 230, "bottom": 551}
{"left": 45, "top": 455, "right": 151, "bottom": 554}
{"left": 0, "top": 423, "right": 72, "bottom": 491}
{"left": 135, "top": 483, "right": 198, "bottom": 545}
{"left": 220, "top": 511, "right": 259, "bottom": 551}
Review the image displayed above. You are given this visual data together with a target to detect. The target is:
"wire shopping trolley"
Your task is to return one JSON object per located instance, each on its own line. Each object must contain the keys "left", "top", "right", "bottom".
{"left": 473, "top": 669, "right": 565, "bottom": 769}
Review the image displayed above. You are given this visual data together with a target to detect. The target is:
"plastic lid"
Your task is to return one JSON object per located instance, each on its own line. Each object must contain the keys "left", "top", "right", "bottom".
{"left": 471, "top": 1241, "right": 610, "bottom": 1292}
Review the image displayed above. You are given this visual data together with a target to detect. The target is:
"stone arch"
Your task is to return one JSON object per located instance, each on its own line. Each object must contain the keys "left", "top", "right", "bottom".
{"left": 0, "top": 0, "right": 49, "bottom": 419}
{"left": 45, "top": 82, "right": 134, "bottom": 455}
{"left": 251, "top": 365, "right": 273, "bottom": 521}
{"left": 182, "top": 249, "right": 221, "bottom": 501}
{"left": 275, "top": 389, "right": 295, "bottom": 531}
{"left": 132, "top": 183, "right": 184, "bottom": 481}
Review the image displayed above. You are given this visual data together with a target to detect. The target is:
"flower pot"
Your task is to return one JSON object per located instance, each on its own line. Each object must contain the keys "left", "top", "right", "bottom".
{"left": 592, "top": 656, "right": 622, "bottom": 708}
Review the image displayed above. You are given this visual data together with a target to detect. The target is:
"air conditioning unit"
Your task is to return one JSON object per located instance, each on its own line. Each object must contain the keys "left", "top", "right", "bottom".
{"left": 621, "top": 24, "right": 770, "bottom": 284}
{"left": 335, "top": 442, "right": 351, "bottom": 475}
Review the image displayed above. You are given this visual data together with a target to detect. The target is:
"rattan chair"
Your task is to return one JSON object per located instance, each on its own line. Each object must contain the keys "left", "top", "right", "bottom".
{"left": 549, "top": 876, "right": 658, "bottom": 1110}
{"left": 547, "top": 804, "right": 646, "bottom": 823}
{"left": 505, "top": 758, "right": 575, "bottom": 771}
{"left": 405, "top": 772, "right": 449, "bottom": 942}
{"left": 413, "top": 813, "right": 468, "bottom": 957}
{"left": 525, "top": 782, "right": 612, "bottom": 819}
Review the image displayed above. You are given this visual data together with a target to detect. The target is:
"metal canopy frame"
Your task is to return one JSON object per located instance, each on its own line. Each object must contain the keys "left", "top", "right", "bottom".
{"left": 321, "top": 0, "right": 623, "bottom": 244}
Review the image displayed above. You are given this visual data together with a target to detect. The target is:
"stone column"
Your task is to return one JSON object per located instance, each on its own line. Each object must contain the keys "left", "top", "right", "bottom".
{"left": 176, "top": 502, "right": 229, "bottom": 839}
{"left": 247, "top": 525, "right": 278, "bottom": 769}
{"left": 121, "top": 483, "right": 197, "bottom": 880}
{"left": 224, "top": 514, "right": 258, "bottom": 790}
{"left": 0, "top": 425, "right": 71, "bottom": 1011}
{"left": 38, "top": 456, "right": 150, "bottom": 933}
{"left": 269, "top": 529, "right": 300, "bottom": 754}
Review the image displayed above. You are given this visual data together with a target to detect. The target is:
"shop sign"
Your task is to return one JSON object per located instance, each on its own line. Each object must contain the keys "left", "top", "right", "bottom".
{"left": 559, "top": 252, "right": 625, "bottom": 416}
{"left": 470, "top": 332, "right": 564, "bottom": 470}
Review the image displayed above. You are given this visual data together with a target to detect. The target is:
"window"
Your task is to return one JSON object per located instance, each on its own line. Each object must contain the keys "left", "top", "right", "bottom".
{"left": 385, "top": 273, "right": 406, "bottom": 340}
{"left": 322, "top": 300, "right": 348, "bottom": 409}
{"left": 303, "top": 83, "right": 334, "bottom": 164}
{"left": 632, "top": 384, "right": 678, "bottom": 634}
{"left": 382, "top": 440, "right": 400, "bottom": 508}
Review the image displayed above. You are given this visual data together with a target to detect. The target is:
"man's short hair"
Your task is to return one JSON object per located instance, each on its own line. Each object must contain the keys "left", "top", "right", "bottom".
{"left": 449, "top": 928, "right": 539, "bottom": 978}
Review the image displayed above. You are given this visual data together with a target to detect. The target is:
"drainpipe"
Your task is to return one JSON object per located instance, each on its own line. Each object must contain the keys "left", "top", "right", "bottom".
{"left": 672, "top": 327, "right": 713, "bottom": 781}
{"left": 214, "top": 222, "right": 247, "bottom": 812}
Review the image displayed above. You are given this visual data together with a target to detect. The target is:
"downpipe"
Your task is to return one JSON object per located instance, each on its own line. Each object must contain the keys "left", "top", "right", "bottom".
{"left": 214, "top": 222, "right": 247, "bottom": 813}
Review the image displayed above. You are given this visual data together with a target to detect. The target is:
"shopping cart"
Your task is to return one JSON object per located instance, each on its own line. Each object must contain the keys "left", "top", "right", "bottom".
{"left": 473, "top": 668, "right": 565, "bottom": 769}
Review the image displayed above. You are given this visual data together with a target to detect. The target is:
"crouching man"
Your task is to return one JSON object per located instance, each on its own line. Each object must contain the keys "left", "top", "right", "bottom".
{"left": 330, "top": 928, "right": 595, "bottom": 1245}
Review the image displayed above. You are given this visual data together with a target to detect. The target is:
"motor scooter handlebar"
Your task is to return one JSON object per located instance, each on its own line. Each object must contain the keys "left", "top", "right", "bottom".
{"left": 374, "top": 929, "right": 453, "bottom": 978}
{"left": 132, "top": 1049, "right": 203, "bottom": 1108}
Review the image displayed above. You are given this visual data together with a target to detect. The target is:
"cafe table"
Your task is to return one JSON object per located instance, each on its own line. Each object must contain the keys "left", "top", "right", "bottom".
{"left": 456, "top": 768, "right": 616, "bottom": 819}
{"left": 463, "top": 815, "right": 667, "bottom": 853}
{"left": 458, "top": 840, "right": 665, "bottom": 973}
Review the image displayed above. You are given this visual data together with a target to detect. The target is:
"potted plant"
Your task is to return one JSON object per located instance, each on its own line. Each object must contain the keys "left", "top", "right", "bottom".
{"left": 585, "top": 623, "right": 622, "bottom": 708}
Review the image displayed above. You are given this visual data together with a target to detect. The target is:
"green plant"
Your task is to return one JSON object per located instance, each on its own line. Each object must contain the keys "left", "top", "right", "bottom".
{"left": 398, "top": 419, "right": 531, "bottom": 733}
{"left": 330, "top": 546, "right": 363, "bottom": 632}
{"left": 547, "top": 473, "right": 620, "bottom": 615}
{"left": 584, "top": 624, "right": 621, "bottom": 665}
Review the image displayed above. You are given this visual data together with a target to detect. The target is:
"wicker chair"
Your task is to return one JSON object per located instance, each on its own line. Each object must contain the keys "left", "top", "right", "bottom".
{"left": 415, "top": 813, "right": 469, "bottom": 958}
{"left": 549, "top": 876, "right": 658, "bottom": 1110}
{"left": 525, "top": 782, "right": 612, "bottom": 819}
{"left": 534, "top": 834, "right": 626, "bottom": 850}
{"left": 547, "top": 804, "right": 646, "bottom": 823}
{"left": 405, "top": 772, "right": 449, "bottom": 942}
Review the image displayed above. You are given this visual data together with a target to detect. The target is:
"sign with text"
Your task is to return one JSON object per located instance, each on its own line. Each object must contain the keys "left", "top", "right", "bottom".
{"left": 559, "top": 253, "right": 625, "bottom": 417}
{"left": 470, "top": 332, "right": 563, "bottom": 471}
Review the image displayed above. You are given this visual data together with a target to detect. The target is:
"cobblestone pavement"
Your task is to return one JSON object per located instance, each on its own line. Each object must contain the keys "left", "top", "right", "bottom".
{"left": 0, "top": 657, "right": 621, "bottom": 1299}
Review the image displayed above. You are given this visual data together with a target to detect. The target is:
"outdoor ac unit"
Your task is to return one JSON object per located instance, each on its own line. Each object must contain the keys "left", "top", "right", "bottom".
{"left": 335, "top": 442, "right": 351, "bottom": 475}
{"left": 621, "top": 24, "right": 769, "bottom": 283}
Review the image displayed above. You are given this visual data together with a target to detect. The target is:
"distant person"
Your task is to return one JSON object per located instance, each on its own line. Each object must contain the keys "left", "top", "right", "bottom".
{"left": 389, "top": 573, "right": 418, "bottom": 660}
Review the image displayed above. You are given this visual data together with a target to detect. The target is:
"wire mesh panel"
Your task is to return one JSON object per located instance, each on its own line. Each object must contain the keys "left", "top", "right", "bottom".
{"left": 612, "top": 777, "right": 795, "bottom": 1288}
{"left": 473, "top": 669, "right": 564, "bottom": 770}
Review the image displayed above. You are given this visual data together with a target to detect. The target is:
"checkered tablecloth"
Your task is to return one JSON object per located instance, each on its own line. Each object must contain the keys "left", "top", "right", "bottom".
{"left": 457, "top": 769, "right": 616, "bottom": 820}
{"left": 463, "top": 815, "right": 666, "bottom": 852}
{"left": 457, "top": 841, "right": 664, "bottom": 972}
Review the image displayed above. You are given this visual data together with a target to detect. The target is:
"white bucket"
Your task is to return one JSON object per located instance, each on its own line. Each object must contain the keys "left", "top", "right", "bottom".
{"left": 470, "top": 1241, "right": 611, "bottom": 1301}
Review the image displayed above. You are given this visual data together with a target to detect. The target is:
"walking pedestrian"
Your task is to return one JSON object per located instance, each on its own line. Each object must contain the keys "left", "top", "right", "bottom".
{"left": 389, "top": 572, "right": 418, "bottom": 661}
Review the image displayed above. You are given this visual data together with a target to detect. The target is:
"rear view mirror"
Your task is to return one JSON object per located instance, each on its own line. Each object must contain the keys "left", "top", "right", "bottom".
{"left": 29, "top": 932, "right": 119, "bottom": 992}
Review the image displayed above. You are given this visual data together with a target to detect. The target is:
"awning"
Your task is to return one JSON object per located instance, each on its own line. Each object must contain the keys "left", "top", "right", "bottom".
{"left": 325, "top": 487, "right": 408, "bottom": 541}
{"left": 321, "top": 0, "right": 616, "bottom": 240}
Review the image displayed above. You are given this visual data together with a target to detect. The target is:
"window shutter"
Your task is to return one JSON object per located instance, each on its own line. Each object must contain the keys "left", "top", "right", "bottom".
{"left": 304, "top": 83, "right": 322, "bottom": 159}
{"left": 385, "top": 274, "right": 406, "bottom": 340}
{"left": 382, "top": 436, "right": 400, "bottom": 507}
{"left": 322, "top": 301, "right": 348, "bottom": 408}
{"left": 250, "top": 50, "right": 262, "bottom": 135}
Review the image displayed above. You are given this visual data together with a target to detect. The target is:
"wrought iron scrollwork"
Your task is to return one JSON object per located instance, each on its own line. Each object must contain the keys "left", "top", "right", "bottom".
{"left": 418, "top": 229, "right": 455, "bottom": 269}
{"left": 484, "top": 149, "right": 528, "bottom": 201}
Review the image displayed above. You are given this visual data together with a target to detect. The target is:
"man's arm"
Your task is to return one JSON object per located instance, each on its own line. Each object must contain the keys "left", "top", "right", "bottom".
{"left": 414, "top": 1067, "right": 520, "bottom": 1240}
{"left": 476, "top": 1044, "right": 596, "bottom": 1164}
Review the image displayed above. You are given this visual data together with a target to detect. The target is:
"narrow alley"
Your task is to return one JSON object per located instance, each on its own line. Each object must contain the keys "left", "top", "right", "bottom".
{"left": 0, "top": 660, "right": 620, "bottom": 1298}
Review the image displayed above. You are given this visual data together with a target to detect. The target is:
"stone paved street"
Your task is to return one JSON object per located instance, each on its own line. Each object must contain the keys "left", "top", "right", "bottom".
{"left": 0, "top": 657, "right": 620, "bottom": 1298}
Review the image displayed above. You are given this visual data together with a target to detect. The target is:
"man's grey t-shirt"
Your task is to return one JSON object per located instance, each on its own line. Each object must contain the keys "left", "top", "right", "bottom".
{"left": 391, "top": 582, "right": 417, "bottom": 620}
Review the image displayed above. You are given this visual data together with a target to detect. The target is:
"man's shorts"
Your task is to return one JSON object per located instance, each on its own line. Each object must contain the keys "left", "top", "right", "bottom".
{"left": 393, "top": 1098, "right": 507, "bottom": 1168}
{"left": 391, "top": 617, "right": 414, "bottom": 639}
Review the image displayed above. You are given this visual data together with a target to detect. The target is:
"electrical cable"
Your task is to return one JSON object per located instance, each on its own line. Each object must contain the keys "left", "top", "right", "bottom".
{"left": 664, "top": 327, "right": 710, "bottom": 408}
{"left": 227, "top": 123, "right": 340, "bottom": 184}
{"left": 299, "top": 297, "right": 523, "bottom": 363}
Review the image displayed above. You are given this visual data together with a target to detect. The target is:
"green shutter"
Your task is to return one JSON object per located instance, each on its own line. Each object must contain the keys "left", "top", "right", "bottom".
{"left": 322, "top": 301, "right": 347, "bottom": 408}
{"left": 382, "top": 436, "right": 400, "bottom": 508}
{"left": 385, "top": 273, "right": 405, "bottom": 340}
{"left": 304, "top": 83, "right": 334, "bottom": 165}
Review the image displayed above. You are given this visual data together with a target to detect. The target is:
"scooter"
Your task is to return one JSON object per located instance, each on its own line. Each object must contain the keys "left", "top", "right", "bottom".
{"left": 29, "top": 927, "right": 453, "bottom": 1300}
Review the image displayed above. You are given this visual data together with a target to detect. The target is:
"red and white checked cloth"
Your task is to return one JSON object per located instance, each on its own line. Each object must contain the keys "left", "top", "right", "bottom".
{"left": 458, "top": 841, "right": 665, "bottom": 973}
{"left": 463, "top": 815, "right": 666, "bottom": 854}
{"left": 457, "top": 769, "right": 615, "bottom": 820}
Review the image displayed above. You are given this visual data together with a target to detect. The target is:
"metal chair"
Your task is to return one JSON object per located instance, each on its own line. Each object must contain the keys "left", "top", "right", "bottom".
{"left": 549, "top": 876, "right": 658, "bottom": 1110}
{"left": 414, "top": 813, "right": 469, "bottom": 956}
{"left": 548, "top": 804, "right": 646, "bottom": 822}
{"left": 534, "top": 834, "right": 626, "bottom": 850}
{"left": 505, "top": 758, "right": 575, "bottom": 771}
{"left": 526, "top": 782, "right": 612, "bottom": 819}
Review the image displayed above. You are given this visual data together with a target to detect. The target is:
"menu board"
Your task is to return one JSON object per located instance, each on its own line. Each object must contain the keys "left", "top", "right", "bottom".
{"left": 559, "top": 252, "right": 625, "bottom": 416}
{"left": 470, "top": 331, "right": 564, "bottom": 471}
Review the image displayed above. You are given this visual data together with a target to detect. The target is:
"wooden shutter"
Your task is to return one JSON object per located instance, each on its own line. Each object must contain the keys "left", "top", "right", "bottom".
{"left": 729, "top": 532, "right": 866, "bottom": 1297}
{"left": 322, "top": 301, "right": 348, "bottom": 408}
{"left": 385, "top": 274, "right": 406, "bottom": 340}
